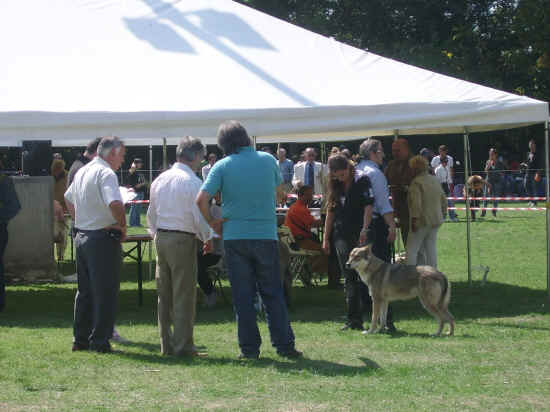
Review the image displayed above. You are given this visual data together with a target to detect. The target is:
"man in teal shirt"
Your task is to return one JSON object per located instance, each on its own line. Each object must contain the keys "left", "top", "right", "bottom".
{"left": 196, "top": 120, "right": 302, "bottom": 360}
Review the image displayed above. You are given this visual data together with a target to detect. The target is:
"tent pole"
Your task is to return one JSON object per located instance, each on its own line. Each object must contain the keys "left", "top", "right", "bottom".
{"left": 545, "top": 119, "right": 550, "bottom": 303}
{"left": 463, "top": 128, "right": 472, "bottom": 285}
{"left": 321, "top": 143, "right": 326, "bottom": 164}
{"left": 252, "top": 136, "right": 257, "bottom": 150}
{"left": 393, "top": 129, "right": 399, "bottom": 141}
{"left": 163, "top": 138, "right": 167, "bottom": 170}
{"left": 148, "top": 144, "right": 153, "bottom": 280}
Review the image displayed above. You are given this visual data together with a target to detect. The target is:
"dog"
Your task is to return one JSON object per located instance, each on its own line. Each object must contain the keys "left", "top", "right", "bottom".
{"left": 346, "top": 245, "right": 454, "bottom": 336}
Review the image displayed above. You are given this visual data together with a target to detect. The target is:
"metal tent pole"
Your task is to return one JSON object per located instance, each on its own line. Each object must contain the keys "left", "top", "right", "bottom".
{"left": 393, "top": 129, "right": 399, "bottom": 141}
{"left": 464, "top": 128, "right": 472, "bottom": 285}
{"left": 148, "top": 144, "right": 153, "bottom": 280}
{"left": 252, "top": 136, "right": 257, "bottom": 149}
{"left": 545, "top": 120, "right": 550, "bottom": 302}
{"left": 162, "top": 138, "right": 167, "bottom": 170}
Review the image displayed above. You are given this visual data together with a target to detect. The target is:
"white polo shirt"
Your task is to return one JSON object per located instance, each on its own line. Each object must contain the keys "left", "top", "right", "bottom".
{"left": 65, "top": 157, "right": 122, "bottom": 230}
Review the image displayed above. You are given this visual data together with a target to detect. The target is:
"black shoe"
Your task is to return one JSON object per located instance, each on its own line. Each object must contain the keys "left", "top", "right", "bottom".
{"left": 238, "top": 353, "right": 259, "bottom": 360}
{"left": 340, "top": 323, "right": 365, "bottom": 332}
{"left": 278, "top": 348, "right": 303, "bottom": 359}
{"left": 384, "top": 323, "right": 398, "bottom": 334}
{"left": 91, "top": 344, "right": 113, "bottom": 354}
{"left": 72, "top": 342, "right": 89, "bottom": 352}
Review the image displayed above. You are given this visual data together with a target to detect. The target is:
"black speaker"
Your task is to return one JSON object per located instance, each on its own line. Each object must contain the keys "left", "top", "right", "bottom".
{"left": 22, "top": 140, "right": 52, "bottom": 176}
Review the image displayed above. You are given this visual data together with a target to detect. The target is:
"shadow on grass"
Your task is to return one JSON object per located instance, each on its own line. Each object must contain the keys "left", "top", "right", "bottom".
{"left": 2, "top": 278, "right": 548, "bottom": 330}
{"left": 108, "top": 349, "right": 381, "bottom": 377}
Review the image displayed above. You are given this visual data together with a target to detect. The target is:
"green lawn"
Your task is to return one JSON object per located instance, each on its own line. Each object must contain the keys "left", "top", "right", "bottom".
{"left": 1, "top": 206, "right": 549, "bottom": 411}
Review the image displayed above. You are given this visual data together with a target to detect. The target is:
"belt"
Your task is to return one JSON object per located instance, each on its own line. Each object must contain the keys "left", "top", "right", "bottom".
{"left": 157, "top": 228, "right": 195, "bottom": 236}
{"left": 75, "top": 228, "right": 109, "bottom": 233}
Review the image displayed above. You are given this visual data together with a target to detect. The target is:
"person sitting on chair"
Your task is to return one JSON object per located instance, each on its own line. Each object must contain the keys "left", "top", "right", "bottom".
{"left": 284, "top": 185, "right": 329, "bottom": 280}
{"left": 197, "top": 193, "right": 223, "bottom": 307}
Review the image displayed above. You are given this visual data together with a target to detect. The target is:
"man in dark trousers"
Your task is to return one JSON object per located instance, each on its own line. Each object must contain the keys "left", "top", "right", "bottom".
{"left": 522, "top": 139, "right": 543, "bottom": 206}
{"left": 0, "top": 164, "right": 21, "bottom": 312}
{"left": 65, "top": 136, "right": 126, "bottom": 353}
{"left": 196, "top": 120, "right": 302, "bottom": 360}
{"left": 357, "top": 138, "right": 398, "bottom": 333}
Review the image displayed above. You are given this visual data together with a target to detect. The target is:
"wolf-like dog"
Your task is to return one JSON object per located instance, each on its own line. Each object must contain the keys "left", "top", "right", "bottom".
{"left": 346, "top": 245, "right": 454, "bottom": 336}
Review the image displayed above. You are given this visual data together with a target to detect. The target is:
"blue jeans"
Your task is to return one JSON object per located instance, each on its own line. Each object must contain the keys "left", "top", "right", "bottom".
{"left": 224, "top": 239, "right": 295, "bottom": 356}
{"left": 129, "top": 192, "right": 144, "bottom": 226}
{"left": 483, "top": 181, "right": 503, "bottom": 212}
{"left": 441, "top": 183, "right": 457, "bottom": 219}
{"left": 524, "top": 176, "right": 542, "bottom": 204}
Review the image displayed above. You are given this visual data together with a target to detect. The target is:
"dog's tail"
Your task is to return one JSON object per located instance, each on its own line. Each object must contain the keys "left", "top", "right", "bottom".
{"left": 438, "top": 276, "right": 451, "bottom": 307}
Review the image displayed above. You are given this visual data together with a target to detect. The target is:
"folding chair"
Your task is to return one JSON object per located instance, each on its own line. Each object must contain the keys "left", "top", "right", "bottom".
{"left": 206, "top": 255, "right": 230, "bottom": 304}
{"left": 277, "top": 226, "right": 322, "bottom": 287}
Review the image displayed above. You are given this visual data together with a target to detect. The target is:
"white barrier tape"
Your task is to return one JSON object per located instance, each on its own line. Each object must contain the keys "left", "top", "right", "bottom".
{"left": 449, "top": 207, "right": 546, "bottom": 211}
{"left": 448, "top": 196, "right": 546, "bottom": 201}
{"left": 126, "top": 196, "right": 547, "bottom": 204}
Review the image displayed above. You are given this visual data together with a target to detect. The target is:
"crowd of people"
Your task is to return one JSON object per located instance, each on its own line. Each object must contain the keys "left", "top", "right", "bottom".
{"left": 1, "top": 124, "right": 543, "bottom": 357}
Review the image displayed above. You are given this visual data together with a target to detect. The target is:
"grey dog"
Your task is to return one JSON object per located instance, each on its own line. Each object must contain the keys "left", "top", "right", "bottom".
{"left": 346, "top": 245, "right": 455, "bottom": 336}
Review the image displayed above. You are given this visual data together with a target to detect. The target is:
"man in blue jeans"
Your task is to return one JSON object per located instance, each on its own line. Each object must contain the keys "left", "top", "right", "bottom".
{"left": 196, "top": 120, "right": 302, "bottom": 360}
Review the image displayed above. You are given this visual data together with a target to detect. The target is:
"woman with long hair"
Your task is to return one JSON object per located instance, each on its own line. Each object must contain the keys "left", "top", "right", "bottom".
{"left": 322, "top": 154, "right": 374, "bottom": 331}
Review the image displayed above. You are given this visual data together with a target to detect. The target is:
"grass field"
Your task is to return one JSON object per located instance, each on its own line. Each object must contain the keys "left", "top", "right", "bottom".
{"left": 1, "top": 206, "right": 550, "bottom": 411}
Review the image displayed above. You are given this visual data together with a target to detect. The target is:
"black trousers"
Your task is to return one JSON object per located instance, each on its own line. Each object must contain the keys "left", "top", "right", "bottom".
{"left": 0, "top": 223, "right": 8, "bottom": 311}
{"left": 197, "top": 253, "right": 221, "bottom": 296}
{"left": 333, "top": 236, "right": 371, "bottom": 328}
{"left": 367, "top": 217, "right": 394, "bottom": 324}
{"left": 74, "top": 230, "right": 121, "bottom": 350}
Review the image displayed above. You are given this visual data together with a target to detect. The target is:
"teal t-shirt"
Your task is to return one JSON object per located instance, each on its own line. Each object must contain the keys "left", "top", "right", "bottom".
{"left": 201, "top": 146, "right": 282, "bottom": 240}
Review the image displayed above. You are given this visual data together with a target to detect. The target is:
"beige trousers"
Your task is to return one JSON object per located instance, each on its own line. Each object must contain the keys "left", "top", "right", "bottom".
{"left": 155, "top": 231, "right": 198, "bottom": 355}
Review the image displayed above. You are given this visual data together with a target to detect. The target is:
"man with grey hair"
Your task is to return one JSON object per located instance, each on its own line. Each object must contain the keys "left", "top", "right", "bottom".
{"left": 357, "top": 138, "right": 398, "bottom": 333}
{"left": 65, "top": 136, "right": 126, "bottom": 353}
{"left": 147, "top": 136, "right": 212, "bottom": 357}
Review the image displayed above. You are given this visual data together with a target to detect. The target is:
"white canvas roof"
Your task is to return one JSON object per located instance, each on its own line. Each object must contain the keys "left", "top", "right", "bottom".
{"left": 0, "top": 0, "right": 548, "bottom": 146}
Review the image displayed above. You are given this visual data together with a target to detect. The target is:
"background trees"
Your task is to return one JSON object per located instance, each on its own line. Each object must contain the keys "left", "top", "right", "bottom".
{"left": 238, "top": 0, "right": 550, "bottom": 104}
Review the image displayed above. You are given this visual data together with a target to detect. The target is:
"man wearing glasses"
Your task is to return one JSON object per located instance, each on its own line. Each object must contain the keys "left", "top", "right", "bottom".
{"left": 357, "top": 138, "right": 397, "bottom": 333}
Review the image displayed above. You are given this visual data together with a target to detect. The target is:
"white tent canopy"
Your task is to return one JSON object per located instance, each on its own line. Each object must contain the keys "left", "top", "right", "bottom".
{"left": 0, "top": 0, "right": 548, "bottom": 146}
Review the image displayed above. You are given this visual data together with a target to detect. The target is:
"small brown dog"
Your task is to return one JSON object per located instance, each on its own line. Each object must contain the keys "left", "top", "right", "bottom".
{"left": 346, "top": 245, "right": 454, "bottom": 336}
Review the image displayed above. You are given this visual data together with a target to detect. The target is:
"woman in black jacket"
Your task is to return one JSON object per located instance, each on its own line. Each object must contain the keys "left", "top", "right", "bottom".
{"left": 322, "top": 155, "right": 374, "bottom": 331}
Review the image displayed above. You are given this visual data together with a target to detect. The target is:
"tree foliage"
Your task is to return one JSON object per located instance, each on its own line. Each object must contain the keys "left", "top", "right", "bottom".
{"left": 237, "top": 0, "right": 550, "bottom": 103}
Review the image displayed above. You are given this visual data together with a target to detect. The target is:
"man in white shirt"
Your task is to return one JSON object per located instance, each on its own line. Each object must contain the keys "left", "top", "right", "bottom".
{"left": 147, "top": 136, "right": 212, "bottom": 357}
{"left": 433, "top": 149, "right": 458, "bottom": 221}
{"left": 292, "top": 147, "right": 326, "bottom": 195}
{"left": 64, "top": 136, "right": 126, "bottom": 353}
{"left": 201, "top": 152, "right": 217, "bottom": 181}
